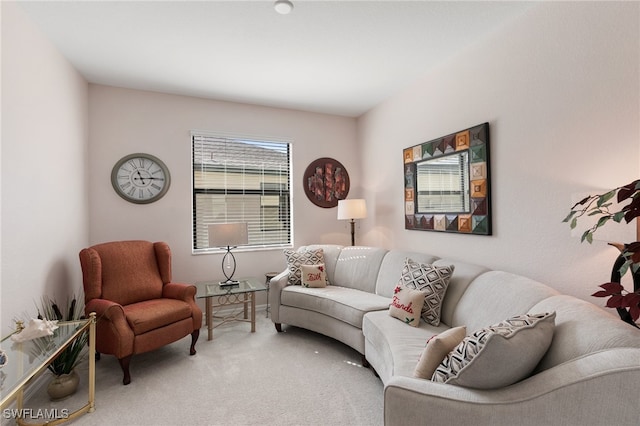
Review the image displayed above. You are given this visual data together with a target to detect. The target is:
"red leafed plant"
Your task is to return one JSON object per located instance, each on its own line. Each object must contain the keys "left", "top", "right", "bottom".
{"left": 563, "top": 179, "right": 640, "bottom": 327}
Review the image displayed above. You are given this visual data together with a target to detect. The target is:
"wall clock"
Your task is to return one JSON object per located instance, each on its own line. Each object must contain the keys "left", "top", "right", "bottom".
{"left": 111, "top": 153, "right": 171, "bottom": 204}
{"left": 303, "top": 157, "right": 350, "bottom": 208}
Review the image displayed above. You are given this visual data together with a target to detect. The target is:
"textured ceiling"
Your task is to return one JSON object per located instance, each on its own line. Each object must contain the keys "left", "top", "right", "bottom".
{"left": 18, "top": 1, "right": 536, "bottom": 117}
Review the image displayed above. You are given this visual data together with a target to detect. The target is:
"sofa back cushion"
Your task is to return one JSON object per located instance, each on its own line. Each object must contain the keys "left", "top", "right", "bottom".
{"left": 451, "top": 271, "right": 560, "bottom": 332}
{"left": 529, "top": 295, "right": 640, "bottom": 372}
{"left": 333, "top": 246, "right": 388, "bottom": 293}
{"left": 435, "top": 259, "right": 490, "bottom": 327}
{"left": 298, "top": 245, "right": 343, "bottom": 285}
{"left": 375, "top": 250, "right": 439, "bottom": 297}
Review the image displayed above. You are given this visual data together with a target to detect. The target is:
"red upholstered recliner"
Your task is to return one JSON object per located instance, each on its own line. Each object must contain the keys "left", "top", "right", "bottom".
{"left": 79, "top": 240, "right": 202, "bottom": 385}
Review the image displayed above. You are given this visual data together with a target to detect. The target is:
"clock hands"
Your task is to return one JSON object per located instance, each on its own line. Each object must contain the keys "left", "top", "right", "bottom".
{"left": 134, "top": 170, "right": 146, "bottom": 184}
{"left": 132, "top": 170, "right": 163, "bottom": 184}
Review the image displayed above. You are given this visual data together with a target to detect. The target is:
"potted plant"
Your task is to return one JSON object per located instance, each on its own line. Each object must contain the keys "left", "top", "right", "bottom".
{"left": 563, "top": 179, "right": 640, "bottom": 327}
{"left": 35, "top": 295, "right": 88, "bottom": 400}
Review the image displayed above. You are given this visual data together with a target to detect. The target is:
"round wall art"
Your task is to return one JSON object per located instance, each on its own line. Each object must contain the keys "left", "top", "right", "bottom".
{"left": 303, "top": 157, "right": 350, "bottom": 208}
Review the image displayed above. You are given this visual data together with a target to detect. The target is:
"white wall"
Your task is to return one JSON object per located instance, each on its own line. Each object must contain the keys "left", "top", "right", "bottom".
{"left": 358, "top": 1, "right": 640, "bottom": 307}
{"left": 87, "top": 85, "right": 359, "bottom": 302}
{"left": 1, "top": 2, "right": 89, "bottom": 335}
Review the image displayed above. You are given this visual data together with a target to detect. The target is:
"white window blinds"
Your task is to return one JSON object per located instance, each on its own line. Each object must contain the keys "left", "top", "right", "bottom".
{"left": 192, "top": 132, "right": 292, "bottom": 252}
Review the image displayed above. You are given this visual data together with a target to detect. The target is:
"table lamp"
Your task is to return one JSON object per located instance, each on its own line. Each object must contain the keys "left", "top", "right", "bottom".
{"left": 208, "top": 222, "right": 248, "bottom": 286}
{"left": 337, "top": 199, "right": 367, "bottom": 246}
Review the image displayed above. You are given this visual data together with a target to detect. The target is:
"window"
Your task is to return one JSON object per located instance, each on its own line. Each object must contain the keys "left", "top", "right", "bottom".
{"left": 192, "top": 132, "right": 292, "bottom": 253}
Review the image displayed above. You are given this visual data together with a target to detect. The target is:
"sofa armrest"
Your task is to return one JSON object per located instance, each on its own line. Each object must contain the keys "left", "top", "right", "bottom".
{"left": 384, "top": 348, "right": 640, "bottom": 426}
{"left": 268, "top": 270, "right": 290, "bottom": 323}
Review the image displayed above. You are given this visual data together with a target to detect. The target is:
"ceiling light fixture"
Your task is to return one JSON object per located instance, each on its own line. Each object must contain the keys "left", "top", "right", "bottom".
{"left": 274, "top": 0, "right": 293, "bottom": 15}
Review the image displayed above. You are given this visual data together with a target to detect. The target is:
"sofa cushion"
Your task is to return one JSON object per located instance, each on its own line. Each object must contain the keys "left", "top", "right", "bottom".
{"left": 432, "top": 312, "right": 556, "bottom": 389}
{"left": 333, "top": 246, "right": 388, "bottom": 293}
{"left": 528, "top": 295, "right": 640, "bottom": 372}
{"left": 362, "top": 310, "right": 449, "bottom": 383}
{"left": 284, "top": 248, "right": 326, "bottom": 286}
{"left": 414, "top": 326, "right": 466, "bottom": 379}
{"left": 301, "top": 264, "right": 328, "bottom": 288}
{"left": 281, "top": 285, "right": 390, "bottom": 328}
{"left": 389, "top": 284, "right": 425, "bottom": 327}
{"left": 450, "top": 271, "right": 560, "bottom": 332}
{"left": 400, "top": 259, "right": 454, "bottom": 326}
{"left": 434, "top": 259, "right": 489, "bottom": 327}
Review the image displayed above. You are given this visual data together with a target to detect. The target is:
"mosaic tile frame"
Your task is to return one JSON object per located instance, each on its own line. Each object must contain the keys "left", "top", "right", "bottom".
{"left": 403, "top": 123, "right": 491, "bottom": 235}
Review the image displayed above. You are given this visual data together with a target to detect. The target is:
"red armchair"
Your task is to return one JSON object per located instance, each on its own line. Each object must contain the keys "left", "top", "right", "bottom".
{"left": 79, "top": 240, "right": 202, "bottom": 385}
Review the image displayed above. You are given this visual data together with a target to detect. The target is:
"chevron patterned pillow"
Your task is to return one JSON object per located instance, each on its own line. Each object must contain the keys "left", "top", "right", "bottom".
{"left": 398, "top": 258, "right": 454, "bottom": 326}
{"left": 431, "top": 312, "right": 556, "bottom": 389}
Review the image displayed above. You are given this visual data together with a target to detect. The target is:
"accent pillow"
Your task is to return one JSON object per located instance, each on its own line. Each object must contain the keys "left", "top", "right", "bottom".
{"left": 388, "top": 284, "right": 426, "bottom": 327}
{"left": 414, "top": 326, "right": 467, "bottom": 379}
{"left": 301, "top": 264, "right": 328, "bottom": 288}
{"left": 399, "top": 258, "right": 454, "bottom": 326}
{"left": 283, "top": 248, "right": 326, "bottom": 286}
{"left": 431, "top": 312, "right": 556, "bottom": 389}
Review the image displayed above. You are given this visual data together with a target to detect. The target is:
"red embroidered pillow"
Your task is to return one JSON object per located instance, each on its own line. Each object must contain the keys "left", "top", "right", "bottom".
{"left": 388, "top": 284, "right": 425, "bottom": 327}
{"left": 301, "top": 264, "right": 328, "bottom": 288}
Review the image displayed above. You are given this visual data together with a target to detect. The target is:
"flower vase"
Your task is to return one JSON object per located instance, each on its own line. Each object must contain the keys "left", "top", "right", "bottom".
{"left": 47, "top": 370, "right": 79, "bottom": 401}
{"left": 610, "top": 242, "right": 640, "bottom": 328}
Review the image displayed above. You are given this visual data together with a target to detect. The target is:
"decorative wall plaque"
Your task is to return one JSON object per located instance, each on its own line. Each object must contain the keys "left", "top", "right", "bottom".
{"left": 303, "top": 157, "right": 350, "bottom": 208}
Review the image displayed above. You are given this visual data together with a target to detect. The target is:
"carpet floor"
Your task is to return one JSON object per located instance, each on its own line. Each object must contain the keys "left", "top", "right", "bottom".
{"left": 20, "top": 312, "right": 384, "bottom": 426}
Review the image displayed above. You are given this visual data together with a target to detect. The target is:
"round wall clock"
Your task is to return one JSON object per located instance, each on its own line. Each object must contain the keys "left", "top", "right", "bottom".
{"left": 303, "top": 157, "right": 350, "bottom": 208}
{"left": 111, "top": 153, "right": 171, "bottom": 204}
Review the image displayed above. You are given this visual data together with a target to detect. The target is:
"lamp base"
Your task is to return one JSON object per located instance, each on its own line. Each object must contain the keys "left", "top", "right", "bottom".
{"left": 219, "top": 280, "right": 240, "bottom": 288}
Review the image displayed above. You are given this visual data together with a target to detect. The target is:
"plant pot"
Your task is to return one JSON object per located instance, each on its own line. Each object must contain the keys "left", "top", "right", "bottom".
{"left": 47, "top": 370, "right": 79, "bottom": 401}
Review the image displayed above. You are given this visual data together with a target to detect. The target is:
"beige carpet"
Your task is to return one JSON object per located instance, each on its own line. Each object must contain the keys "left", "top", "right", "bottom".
{"left": 21, "top": 312, "right": 384, "bottom": 426}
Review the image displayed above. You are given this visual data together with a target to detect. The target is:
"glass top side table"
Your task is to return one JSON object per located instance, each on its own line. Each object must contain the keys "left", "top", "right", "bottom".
{"left": 195, "top": 277, "right": 266, "bottom": 340}
{"left": 0, "top": 313, "right": 96, "bottom": 425}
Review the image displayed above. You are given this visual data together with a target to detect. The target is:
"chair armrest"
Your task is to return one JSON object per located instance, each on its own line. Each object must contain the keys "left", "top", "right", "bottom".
{"left": 85, "top": 298, "right": 134, "bottom": 358}
{"left": 85, "top": 298, "right": 125, "bottom": 321}
{"left": 162, "top": 283, "right": 202, "bottom": 330}
{"left": 162, "top": 282, "right": 197, "bottom": 301}
{"left": 268, "top": 270, "right": 290, "bottom": 323}
{"left": 384, "top": 348, "right": 640, "bottom": 426}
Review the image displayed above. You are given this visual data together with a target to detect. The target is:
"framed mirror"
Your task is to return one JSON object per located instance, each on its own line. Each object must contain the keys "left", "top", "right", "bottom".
{"left": 403, "top": 122, "right": 491, "bottom": 235}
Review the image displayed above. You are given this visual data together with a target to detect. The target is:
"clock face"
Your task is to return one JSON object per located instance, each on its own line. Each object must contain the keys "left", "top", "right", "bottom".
{"left": 111, "top": 153, "right": 171, "bottom": 204}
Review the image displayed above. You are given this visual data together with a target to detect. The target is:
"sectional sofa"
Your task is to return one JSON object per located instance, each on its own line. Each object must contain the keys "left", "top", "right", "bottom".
{"left": 268, "top": 244, "right": 640, "bottom": 426}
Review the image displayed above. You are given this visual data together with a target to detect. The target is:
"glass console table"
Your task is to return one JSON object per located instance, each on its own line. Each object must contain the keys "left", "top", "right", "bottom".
{"left": 195, "top": 278, "right": 266, "bottom": 341}
{"left": 0, "top": 313, "right": 96, "bottom": 425}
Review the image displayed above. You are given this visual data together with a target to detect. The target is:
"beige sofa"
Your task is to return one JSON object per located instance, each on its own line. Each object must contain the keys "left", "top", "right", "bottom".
{"left": 269, "top": 245, "right": 640, "bottom": 426}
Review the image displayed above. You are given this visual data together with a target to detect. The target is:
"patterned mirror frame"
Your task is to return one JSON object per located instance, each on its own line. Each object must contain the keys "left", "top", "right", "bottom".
{"left": 403, "top": 122, "right": 491, "bottom": 235}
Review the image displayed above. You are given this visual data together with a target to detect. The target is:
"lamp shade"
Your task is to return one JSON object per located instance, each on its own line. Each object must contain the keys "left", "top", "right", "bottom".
{"left": 337, "top": 199, "right": 367, "bottom": 220}
{"left": 208, "top": 222, "right": 248, "bottom": 247}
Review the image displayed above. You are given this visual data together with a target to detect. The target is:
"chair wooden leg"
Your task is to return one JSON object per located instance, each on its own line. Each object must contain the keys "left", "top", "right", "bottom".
{"left": 275, "top": 323, "right": 282, "bottom": 332}
{"left": 119, "top": 355, "right": 132, "bottom": 385}
{"left": 190, "top": 329, "right": 199, "bottom": 355}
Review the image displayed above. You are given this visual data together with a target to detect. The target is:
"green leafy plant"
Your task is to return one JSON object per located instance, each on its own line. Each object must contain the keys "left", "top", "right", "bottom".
{"left": 35, "top": 295, "right": 88, "bottom": 375}
{"left": 563, "top": 179, "right": 640, "bottom": 325}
